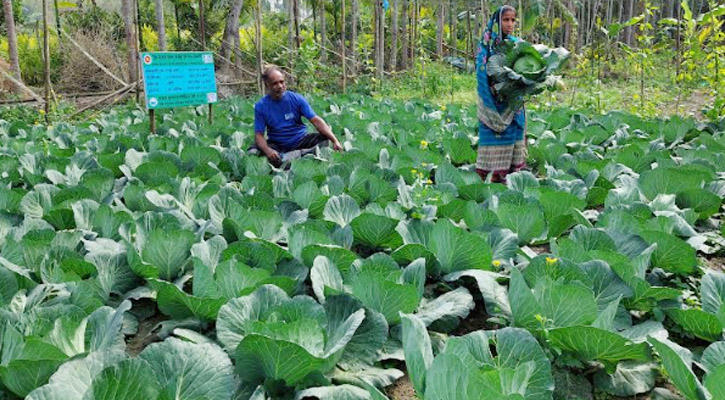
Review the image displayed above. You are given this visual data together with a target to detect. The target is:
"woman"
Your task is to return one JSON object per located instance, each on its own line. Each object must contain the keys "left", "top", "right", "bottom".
{"left": 475, "top": 5, "right": 526, "bottom": 184}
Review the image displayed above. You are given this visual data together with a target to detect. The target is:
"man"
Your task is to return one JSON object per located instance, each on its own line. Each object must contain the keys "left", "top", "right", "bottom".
{"left": 251, "top": 66, "right": 343, "bottom": 167}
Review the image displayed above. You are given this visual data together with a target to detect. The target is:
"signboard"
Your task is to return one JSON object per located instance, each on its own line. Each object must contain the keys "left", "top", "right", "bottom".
{"left": 140, "top": 52, "right": 218, "bottom": 110}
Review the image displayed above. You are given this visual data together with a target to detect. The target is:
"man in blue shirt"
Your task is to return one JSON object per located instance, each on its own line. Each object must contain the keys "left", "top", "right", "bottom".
{"left": 252, "top": 66, "right": 343, "bottom": 166}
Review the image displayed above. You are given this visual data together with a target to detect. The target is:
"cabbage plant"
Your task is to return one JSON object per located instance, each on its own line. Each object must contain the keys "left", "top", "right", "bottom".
{"left": 487, "top": 40, "right": 570, "bottom": 109}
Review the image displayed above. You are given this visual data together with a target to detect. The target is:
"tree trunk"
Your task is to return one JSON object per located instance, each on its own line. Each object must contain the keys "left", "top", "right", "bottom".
{"left": 466, "top": 2, "right": 473, "bottom": 55}
{"left": 413, "top": 0, "right": 418, "bottom": 67}
{"left": 43, "top": 0, "right": 50, "bottom": 121}
{"left": 311, "top": 1, "right": 317, "bottom": 40}
{"left": 2, "top": 0, "right": 22, "bottom": 92}
{"left": 154, "top": 0, "right": 166, "bottom": 50}
{"left": 566, "top": 0, "right": 576, "bottom": 51}
{"left": 378, "top": 1, "right": 385, "bottom": 73}
{"left": 220, "top": 0, "right": 244, "bottom": 63}
{"left": 341, "top": 0, "right": 346, "bottom": 90}
{"left": 391, "top": 0, "right": 398, "bottom": 70}
{"left": 350, "top": 0, "right": 358, "bottom": 73}
{"left": 294, "top": 0, "right": 301, "bottom": 48}
{"left": 374, "top": 1, "right": 379, "bottom": 74}
{"left": 256, "top": 0, "right": 263, "bottom": 95}
{"left": 320, "top": 0, "right": 327, "bottom": 61}
{"left": 624, "top": 0, "right": 635, "bottom": 46}
{"left": 436, "top": 0, "right": 444, "bottom": 59}
{"left": 288, "top": 0, "right": 295, "bottom": 59}
{"left": 450, "top": 0, "right": 457, "bottom": 56}
{"left": 174, "top": 1, "right": 181, "bottom": 40}
{"left": 121, "top": 0, "right": 138, "bottom": 84}
{"left": 401, "top": 0, "right": 409, "bottom": 69}
{"left": 605, "top": 0, "right": 613, "bottom": 26}
{"left": 374, "top": 0, "right": 385, "bottom": 77}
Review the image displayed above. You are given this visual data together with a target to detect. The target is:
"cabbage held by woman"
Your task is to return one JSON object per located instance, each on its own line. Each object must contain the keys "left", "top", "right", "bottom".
{"left": 487, "top": 40, "right": 570, "bottom": 109}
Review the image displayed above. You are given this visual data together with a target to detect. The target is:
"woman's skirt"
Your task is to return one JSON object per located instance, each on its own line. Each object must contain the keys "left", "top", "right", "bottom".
{"left": 475, "top": 116, "right": 526, "bottom": 183}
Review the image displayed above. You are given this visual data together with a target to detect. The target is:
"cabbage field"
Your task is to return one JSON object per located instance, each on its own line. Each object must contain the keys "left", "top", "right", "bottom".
{"left": 0, "top": 96, "right": 724, "bottom": 400}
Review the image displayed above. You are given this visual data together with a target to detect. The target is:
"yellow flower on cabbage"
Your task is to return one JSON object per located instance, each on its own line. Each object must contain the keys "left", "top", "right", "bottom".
{"left": 492, "top": 260, "right": 502, "bottom": 267}
{"left": 420, "top": 140, "right": 429, "bottom": 148}
{"left": 440, "top": 105, "right": 447, "bottom": 111}
{"left": 545, "top": 256, "right": 558, "bottom": 265}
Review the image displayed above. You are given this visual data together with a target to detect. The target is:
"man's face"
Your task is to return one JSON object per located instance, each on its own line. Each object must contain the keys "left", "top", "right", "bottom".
{"left": 501, "top": 10, "right": 516, "bottom": 36}
{"left": 265, "top": 70, "right": 286, "bottom": 99}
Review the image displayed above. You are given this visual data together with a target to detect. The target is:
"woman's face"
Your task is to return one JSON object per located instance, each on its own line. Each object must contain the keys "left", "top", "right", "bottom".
{"left": 501, "top": 10, "right": 516, "bottom": 36}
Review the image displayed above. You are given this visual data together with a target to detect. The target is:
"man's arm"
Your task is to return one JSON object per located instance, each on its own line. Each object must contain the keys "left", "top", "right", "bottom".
{"left": 309, "top": 116, "right": 343, "bottom": 151}
{"left": 255, "top": 132, "right": 281, "bottom": 163}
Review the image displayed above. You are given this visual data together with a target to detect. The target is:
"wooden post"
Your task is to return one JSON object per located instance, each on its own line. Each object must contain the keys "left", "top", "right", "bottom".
{"left": 208, "top": 104, "right": 213, "bottom": 124}
{"left": 199, "top": 0, "right": 206, "bottom": 50}
{"left": 150, "top": 109, "right": 156, "bottom": 134}
{"left": 342, "top": 0, "right": 347, "bottom": 92}
{"left": 255, "top": 0, "right": 263, "bottom": 95}
{"left": 42, "top": 0, "right": 51, "bottom": 123}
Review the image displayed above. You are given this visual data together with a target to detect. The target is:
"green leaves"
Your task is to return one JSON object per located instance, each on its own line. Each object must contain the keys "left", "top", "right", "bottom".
{"left": 139, "top": 338, "right": 235, "bottom": 400}
{"left": 218, "top": 285, "right": 368, "bottom": 387}
{"left": 665, "top": 309, "right": 723, "bottom": 342}
{"left": 0, "top": 339, "right": 68, "bottom": 397}
{"left": 496, "top": 202, "right": 547, "bottom": 244}
{"left": 324, "top": 194, "right": 361, "bottom": 227}
{"left": 649, "top": 338, "right": 709, "bottom": 400}
{"left": 428, "top": 219, "right": 493, "bottom": 275}
{"left": 509, "top": 269, "right": 598, "bottom": 330}
{"left": 137, "top": 228, "right": 196, "bottom": 280}
{"left": 350, "top": 213, "right": 403, "bottom": 250}
{"left": 401, "top": 314, "right": 433, "bottom": 396}
{"left": 6, "top": 88, "right": 725, "bottom": 400}
{"left": 702, "top": 271, "right": 725, "bottom": 315}
{"left": 549, "top": 326, "right": 651, "bottom": 367}
{"left": 639, "top": 231, "right": 697, "bottom": 275}
{"left": 416, "top": 327, "right": 554, "bottom": 400}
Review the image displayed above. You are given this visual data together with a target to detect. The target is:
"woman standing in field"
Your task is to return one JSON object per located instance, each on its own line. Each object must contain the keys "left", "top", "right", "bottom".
{"left": 475, "top": 5, "right": 527, "bottom": 184}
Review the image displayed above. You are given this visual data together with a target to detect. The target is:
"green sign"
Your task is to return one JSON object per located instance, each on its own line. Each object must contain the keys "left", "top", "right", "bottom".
{"left": 140, "top": 52, "right": 218, "bottom": 110}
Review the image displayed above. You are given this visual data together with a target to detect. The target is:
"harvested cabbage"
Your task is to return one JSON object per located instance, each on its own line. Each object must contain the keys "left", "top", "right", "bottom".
{"left": 487, "top": 40, "right": 569, "bottom": 109}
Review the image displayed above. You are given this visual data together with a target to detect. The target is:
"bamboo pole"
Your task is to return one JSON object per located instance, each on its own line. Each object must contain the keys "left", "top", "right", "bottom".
{"left": 0, "top": 68, "right": 45, "bottom": 103}
{"left": 68, "top": 83, "right": 136, "bottom": 118}
{"left": 60, "top": 29, "right": 128, "bottom": 87}
{"left": 42, "top": 0, "right": 51, "bottom": 123}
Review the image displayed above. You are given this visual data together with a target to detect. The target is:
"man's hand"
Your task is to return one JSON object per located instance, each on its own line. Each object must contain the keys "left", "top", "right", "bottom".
{"left": 310, "top": 116, "right": 344, "bottom": 152}
{"left": 264, "top": 148, "right": 281, "bottom": 164}
{"left": 331, "top": 138, "right": 344, "bottom": 152}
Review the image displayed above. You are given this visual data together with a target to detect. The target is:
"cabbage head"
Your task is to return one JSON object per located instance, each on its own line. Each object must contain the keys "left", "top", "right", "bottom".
{"left": 487, "top": 40, "right": 569, "bottom": 109}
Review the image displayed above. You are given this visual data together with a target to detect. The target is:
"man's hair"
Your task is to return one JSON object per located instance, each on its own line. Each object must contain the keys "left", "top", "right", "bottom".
{"left": 261, "top": 66, "right": 284, "bottom": 83}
